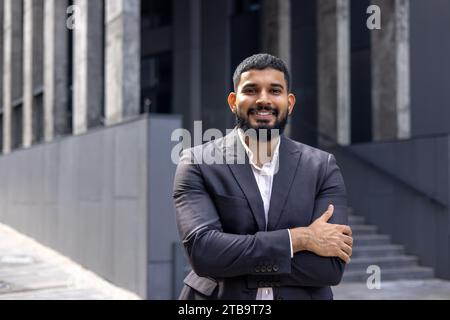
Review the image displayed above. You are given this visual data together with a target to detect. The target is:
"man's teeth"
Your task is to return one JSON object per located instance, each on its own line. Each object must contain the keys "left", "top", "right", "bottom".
{"left": 256, "top": 111, "right": 272, "bottom": 116}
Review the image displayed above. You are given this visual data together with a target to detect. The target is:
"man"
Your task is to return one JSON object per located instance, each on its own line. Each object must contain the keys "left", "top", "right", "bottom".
{"left": 173, "top": 54, "right": 353, "bottom": 300}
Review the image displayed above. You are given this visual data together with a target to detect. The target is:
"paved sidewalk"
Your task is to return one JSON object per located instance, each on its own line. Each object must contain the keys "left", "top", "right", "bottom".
{"left": 0, "top": 223, "right": 141, "bottom": 300}
{"left": 333, "top": 280, "right": 450, "bottom": 300}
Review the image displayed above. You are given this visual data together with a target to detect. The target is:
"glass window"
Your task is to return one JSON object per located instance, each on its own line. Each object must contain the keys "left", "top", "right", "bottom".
{"left": 141, "top": 1, "right": 172, "bottom": 30}
{"left": 141, "top": 52, "right": 172, "bottom": 114}
{"left": 232, "top": 0, "right": 261, "bottom": 16}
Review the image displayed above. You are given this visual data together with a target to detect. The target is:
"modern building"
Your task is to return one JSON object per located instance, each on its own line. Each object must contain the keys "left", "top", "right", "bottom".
{"left": 1, "top": 0, "right": 449, "bottom": 299}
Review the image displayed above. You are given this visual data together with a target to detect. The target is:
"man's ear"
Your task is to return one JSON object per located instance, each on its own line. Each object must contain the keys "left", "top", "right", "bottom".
{"left": 228, "top": 92, "right": 237, "bottom": 114}
{"left": 288, "top": 93, "right": 296, "bottom": 115}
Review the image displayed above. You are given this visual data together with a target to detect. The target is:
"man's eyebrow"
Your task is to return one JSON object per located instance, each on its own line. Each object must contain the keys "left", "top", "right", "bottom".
{"left": 271, "top": 83, "right": 284, "bottom": 89}
{"left": 241, "top": 83, "right": 257, "bottom": 88}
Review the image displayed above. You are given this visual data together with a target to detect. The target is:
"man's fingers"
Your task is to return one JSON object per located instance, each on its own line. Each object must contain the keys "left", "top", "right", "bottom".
{"left": 320, "top": 204, "right": 334, "bottom": 222}
{"left": 341, "top": 234, "right": 354, "bottom": 247}
{"left": 340, "top": 243, "right": 353, "bottom": 257}
{"left": 340, "top": 225, "right": 352, "bottom": 237}
{"left": 338, "top": 250, "right": 351, "bottom": 264}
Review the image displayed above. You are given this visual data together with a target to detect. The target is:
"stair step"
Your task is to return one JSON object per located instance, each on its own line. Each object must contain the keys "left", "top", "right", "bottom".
{"left": 348, "top": 215, "right": 365, "bottom": 225}
{"left": 350, "top": 225, "right": 377, "bottom": 235}
{"left": 346, "top": 255, "right": 419, "bottom": 272}
{"left": 352, "top": 245, "right": 404, "bottom": 258}
{"left": 353, "top": 234, "right": 391, "bottom": 246}
{"left": 342, "top": 266, "right": 434, "bottom": 282}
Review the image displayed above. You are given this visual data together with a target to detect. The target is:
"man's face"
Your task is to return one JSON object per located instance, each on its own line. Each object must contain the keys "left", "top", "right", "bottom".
{"left": 228, "top": 68, "right": 296, "bottom": 139}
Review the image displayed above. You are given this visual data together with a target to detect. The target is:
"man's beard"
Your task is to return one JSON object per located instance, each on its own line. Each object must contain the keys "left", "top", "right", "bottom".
{"left": 235, "top": 105, "right": 288, "bottom": 141}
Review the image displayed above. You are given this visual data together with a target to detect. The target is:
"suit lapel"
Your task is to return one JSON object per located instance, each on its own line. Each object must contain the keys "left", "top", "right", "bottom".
{"left": 266, "top": 136, "right": 302, "bottom": 230}
{"left": 224, "top": 130, "right": 266, "bottom": 231}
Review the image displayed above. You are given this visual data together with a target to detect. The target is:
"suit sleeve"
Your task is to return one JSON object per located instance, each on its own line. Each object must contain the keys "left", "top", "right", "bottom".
{"left": 173, "top": 150, "right": 292, "bottom": 278}
{"left": 281, "top": 154, "right": 348, "bottom": 287}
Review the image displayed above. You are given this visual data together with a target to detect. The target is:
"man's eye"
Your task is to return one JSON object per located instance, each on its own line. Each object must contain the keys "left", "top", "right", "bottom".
{"left": 272, "top": 89, "right": 281, "bottom": 94}
{"left": 243, "top": 88, "right": 256, "bottom": 94}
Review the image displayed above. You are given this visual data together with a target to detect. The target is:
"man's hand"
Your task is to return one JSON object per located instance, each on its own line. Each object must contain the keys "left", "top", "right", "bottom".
{"left": 289, "top": 205, "right": 353, "bottom": 263}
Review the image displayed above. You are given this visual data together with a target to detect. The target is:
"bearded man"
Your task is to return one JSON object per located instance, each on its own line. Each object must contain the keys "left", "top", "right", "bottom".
{"left": 173, "top": 54, "right": 353, "bottom": 300}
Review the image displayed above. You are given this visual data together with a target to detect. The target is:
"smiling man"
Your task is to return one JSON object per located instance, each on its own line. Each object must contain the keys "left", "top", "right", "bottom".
{"left": 173, "top": 54, "right": 353, "bottom": 300}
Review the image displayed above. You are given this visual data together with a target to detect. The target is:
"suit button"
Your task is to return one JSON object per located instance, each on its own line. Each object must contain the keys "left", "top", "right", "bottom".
{"left": 258, "top": 281, "right": 264, "bottom": 287}
{"left": 273, "top": 264, "right": 279, "bottom": 272}
{"left": 267, "top": 266, "right": 273, "bottom": 272}
{"left": 255, "top": 266, "right": 261, "bottom": 273}
{"left": 260, "top": 266, "right": 267, "bottom": 273}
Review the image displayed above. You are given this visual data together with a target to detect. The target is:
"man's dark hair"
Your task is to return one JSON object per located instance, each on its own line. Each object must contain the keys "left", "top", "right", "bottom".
{"left": 233, "top": 53, "right": 291, "bottom": 92}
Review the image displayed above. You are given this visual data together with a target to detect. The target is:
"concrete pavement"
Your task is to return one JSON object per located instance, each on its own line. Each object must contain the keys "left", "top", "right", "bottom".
{"left": 0, "top": 223, "right": 141, "bottom": 300}
{"left": 333, "top": 279, "right": 450, "bottom": 300}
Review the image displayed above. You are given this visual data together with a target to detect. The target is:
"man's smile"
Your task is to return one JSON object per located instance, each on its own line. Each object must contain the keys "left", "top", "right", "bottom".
{"left": 248, "top": 107, "right": 278, "bottom": 121}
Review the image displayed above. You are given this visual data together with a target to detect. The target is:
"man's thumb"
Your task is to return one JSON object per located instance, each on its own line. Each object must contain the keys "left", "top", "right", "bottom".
{"left": 321, "top": 204, "right": 334, "bottom": 222}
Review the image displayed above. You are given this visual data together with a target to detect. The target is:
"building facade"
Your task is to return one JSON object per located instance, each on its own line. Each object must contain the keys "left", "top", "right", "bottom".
{"left": 1, "top": 0, "right": 450, "bottom": 298}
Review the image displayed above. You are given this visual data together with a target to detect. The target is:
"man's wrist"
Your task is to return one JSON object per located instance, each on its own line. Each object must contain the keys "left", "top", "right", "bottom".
{"left": 289, "top": 227, "right": 311, "bottom": 253}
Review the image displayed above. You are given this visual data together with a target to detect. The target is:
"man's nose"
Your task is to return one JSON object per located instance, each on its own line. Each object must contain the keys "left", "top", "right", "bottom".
{"left": 256, "top": 90, "right": 272, "bottom": 106}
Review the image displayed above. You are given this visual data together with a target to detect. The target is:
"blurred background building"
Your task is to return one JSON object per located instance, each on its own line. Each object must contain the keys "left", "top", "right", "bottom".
{"left": 0, "top": 0, "right": 449, "bottom": 299}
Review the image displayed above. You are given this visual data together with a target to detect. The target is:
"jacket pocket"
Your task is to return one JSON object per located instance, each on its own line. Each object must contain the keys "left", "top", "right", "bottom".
{"left": 183, "top": 271, "right": 218, "bottom": 296}
{"left": 213, "top": 193, "right": 249, "bottom": 206}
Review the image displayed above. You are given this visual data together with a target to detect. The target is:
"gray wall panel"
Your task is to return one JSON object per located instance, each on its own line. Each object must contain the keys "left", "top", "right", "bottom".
{"left": 331, "top": 136, "right": 450, "bottom": 279}
{"left": 147, "top": 262, "right": 172, "bottom": 299}
{"left": 113, "top": 198, "right": 139, "bottom": 292}
{"left": 147, "top": 116, "right": 181, "bottom": 263}
{"left": 99, "top": 129, "right": 115, "bottom": 282}
{"left": 114, "top": 125, "right": 140, "bottom": 198}
{"left": 78, "top": 133, "right": 104, "bottom": 201}
{"left": 0, "top": 116, "right": 182, "bottom": 298}
{"left": 43, "top": 143, "right": 59, "bottom": 204}
{"left": 351, "top": 137, "right": 448, "bottom": 206}
{"left": 147, "top": 116, "right": 182, "bottom": 298}
{"left": 410, "top": 0, "right": 450, "bottom": 137}
{"left": 79, "top": 200, "right": 102, "bottom": 270}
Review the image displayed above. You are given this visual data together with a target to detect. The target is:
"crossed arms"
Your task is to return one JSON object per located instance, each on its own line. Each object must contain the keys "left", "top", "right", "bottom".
{"left": 173, "top": 153, "right": 353, "bottom": 287}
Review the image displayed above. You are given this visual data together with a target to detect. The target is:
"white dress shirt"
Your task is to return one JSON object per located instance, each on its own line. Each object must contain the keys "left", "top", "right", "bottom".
{"left": 237, "top": 130, "right": 294, "bottom": 300}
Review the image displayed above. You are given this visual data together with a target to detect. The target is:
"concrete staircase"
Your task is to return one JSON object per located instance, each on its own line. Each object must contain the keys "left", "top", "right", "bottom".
{"left": 343, "top": 213, "right": 435, "bottom": 282}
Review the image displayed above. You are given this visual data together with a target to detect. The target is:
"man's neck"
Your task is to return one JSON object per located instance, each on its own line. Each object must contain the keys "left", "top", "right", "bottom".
{"left": 244, "top": 135, "right": 280, "bottom": 168}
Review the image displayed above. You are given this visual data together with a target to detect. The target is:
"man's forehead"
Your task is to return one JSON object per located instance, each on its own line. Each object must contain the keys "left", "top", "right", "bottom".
{"left": 239, "top": 68, "right": 286, "bottom": 85}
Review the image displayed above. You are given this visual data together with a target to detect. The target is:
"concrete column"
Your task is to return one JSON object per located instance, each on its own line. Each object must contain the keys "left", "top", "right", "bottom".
{"left": 261, "top": 0, "right": 292, "bottom": 137}
{"left": 371, "top": 0, "right": 410, "bottom": 141}
{"left": 23, "top": 0, "right": 44, "bottom": 148}
{"left": 173, "top": 0, "right": 201, "bottom": 133}
{"left": 73, "top": 0, "right": 104, "bottom": 135}
{"left": 201, "top": 0, "right": 232, "bottom": 133}
{"left": 104, "top": 0, "right": 140, "bottom": 126}
{"left": 44, "top": 0, "right": 69, "bottom": 142}
{"left": 0, "top": 0, "right": 3, "bottom": 152}
{"left": 2, "top": 0, "right": 23, "bottom": 154}
{"left": 317, "top": 0, "right": 351, "bottom": 146}
{"left": 261, "top": 0, "right": 291, "bottom": 68}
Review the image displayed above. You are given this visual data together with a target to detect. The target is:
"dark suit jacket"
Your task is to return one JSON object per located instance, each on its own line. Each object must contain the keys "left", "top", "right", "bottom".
{"left": 173, "top": 129, "right": 348, "bottom": 300}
